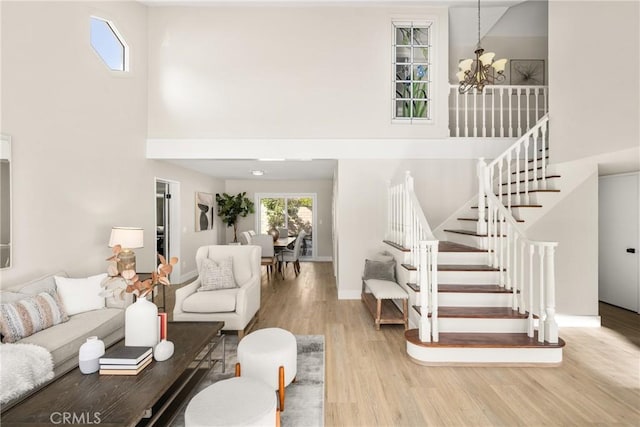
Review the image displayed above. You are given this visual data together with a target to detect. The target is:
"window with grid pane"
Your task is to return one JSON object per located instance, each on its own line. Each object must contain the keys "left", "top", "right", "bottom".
{"left": 393, "top": 21, "right": 432, "bottom": 121}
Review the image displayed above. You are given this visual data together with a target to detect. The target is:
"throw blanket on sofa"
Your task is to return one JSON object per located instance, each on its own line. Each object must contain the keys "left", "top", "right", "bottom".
{"left": 0, "top": 343, "right": 54, "bottom": 404}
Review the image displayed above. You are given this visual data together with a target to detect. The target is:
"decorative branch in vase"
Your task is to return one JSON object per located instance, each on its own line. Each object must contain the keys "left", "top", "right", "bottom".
{"left": 101, "top": 245, "right": 178, "bottom": 300}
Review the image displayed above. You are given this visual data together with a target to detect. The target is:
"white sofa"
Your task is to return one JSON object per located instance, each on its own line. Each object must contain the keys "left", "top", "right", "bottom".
{"left": 173, "top": 245, "right": 261, "bottom": 338}
{"left": 0, "top": 272, "right": 129, "bottom": 408}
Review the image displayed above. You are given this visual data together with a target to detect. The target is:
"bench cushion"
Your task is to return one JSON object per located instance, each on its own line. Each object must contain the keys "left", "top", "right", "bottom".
{"left": 364, "top": 279, "right": 408, "bottom": 299}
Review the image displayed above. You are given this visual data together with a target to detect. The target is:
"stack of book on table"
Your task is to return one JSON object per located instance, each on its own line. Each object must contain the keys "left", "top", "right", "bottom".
{"left": 99, "top": 346, "right": 153, "bottom": 375}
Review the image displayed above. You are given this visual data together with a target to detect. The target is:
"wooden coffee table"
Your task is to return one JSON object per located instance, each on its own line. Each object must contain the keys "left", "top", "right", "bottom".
{"left": 2, "top": 321, "right": 224, "bottom": 427}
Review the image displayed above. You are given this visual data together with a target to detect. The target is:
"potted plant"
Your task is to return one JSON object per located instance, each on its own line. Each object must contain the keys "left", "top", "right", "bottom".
{"left": 215, "top": 192, "right": 255, "bottom": 243}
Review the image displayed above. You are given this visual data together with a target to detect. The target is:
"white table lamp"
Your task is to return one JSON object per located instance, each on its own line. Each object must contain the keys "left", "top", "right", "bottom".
{"left": 109, "top": 227, "right": 144, "bottom": 273}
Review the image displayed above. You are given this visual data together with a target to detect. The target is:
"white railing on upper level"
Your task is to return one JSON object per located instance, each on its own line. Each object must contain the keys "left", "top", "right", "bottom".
{"left": 387, "top": 172, "right": 440, "bottom": 342}
{"left": 477, "top": 114, "right": 559, "bottom": 343}
{"left": 449, "top": 85, "right": 548, "bottom": 138}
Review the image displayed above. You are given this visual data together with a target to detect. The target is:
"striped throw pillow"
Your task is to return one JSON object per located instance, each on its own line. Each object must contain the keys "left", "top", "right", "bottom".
{"left": 0, "top": 291, "right": 69, "bottom": 343}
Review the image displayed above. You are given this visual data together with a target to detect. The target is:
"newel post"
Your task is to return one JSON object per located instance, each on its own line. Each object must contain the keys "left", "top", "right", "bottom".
{"left": 476, "top": 158, "right": 487, "bottom": 237}
{"left": 418, "top": 241, "right": 431, "bottom": 343}
{"left": 544, "top": 244, "right": 559, "bottom": 343}
{"left": 404, "top": 171, "right": 413, "bottom": 249}
{"left": 386, "top": 179, "right": 391, "bottom": 241}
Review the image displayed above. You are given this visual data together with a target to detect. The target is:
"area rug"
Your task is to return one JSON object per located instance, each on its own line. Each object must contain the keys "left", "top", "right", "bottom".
{"left": 172, "top": 334, "right": 324, "bottom": 426}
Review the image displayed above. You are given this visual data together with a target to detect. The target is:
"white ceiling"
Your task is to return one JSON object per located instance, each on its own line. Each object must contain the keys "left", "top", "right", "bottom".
{"left": 141, "top": 0, "right": 526, "bottom": 7}
{"left": 165, "top": 159, "right": 337, "bottom": 180}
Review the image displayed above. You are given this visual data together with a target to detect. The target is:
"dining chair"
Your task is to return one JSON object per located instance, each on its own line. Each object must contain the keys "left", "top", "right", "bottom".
{"left": 239, "top": 231, "right": 252, "bottom": 245}
{"left": 278, "top": 230, "right": 306, "bottom": 278}
{"left": 252, "top": 234, "right": 277, "bottom": 280}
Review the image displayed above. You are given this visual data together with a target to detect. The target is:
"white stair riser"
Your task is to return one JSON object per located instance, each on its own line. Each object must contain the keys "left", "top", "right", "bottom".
{"left": 438, "top": 251, "right": 490, "bottom": 265}
{"left": 491, "top": 191, "right": 558, "bottom": 207}
{"left": 406, "top": 342, "right": 562, "bottom": 364}
{"left": 444, "top": 233, "right": 486, "bottom": 248}
{"left": 439, "top": 270, "right": 499, "bottom": 285}
{"left": 438, "top": 292, "right": 513, "bottom": 307}
{"left": 499, "top": 179, "right": 559, "bottom": 192}
{"left": 437, "top": 317, "right": 527, "bottom": 333}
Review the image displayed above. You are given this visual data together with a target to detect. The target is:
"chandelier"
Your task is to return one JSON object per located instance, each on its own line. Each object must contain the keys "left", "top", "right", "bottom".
{"left": 457, "top": 0, "right": 507, "bottom": 94}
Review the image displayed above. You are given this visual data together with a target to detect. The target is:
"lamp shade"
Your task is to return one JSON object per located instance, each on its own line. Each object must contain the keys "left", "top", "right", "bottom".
{"left": 458, "top": 59, "right": 473, "bottom": 72}
{"left": 478, "top": 51, "right": 496, "bottom": 66}
{"left": 109, "top": 227, "right": 144, "bottom": 249}
{"left": 492, "top": 58, "right": 507, "bottom": 73}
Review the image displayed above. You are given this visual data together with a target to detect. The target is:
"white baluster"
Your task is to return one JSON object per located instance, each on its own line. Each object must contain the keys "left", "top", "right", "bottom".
{"left": 464, "top": 92, "right": 469, "bottom": 137}
{"left": 541, "top": 122, "right": 548, "bottom": 190}
{"left": 482, "top": 90, "right": 486, "bottom": 137}
{"left": 538, "top": 245, "right": 546, "bottom": 343}
{"left": 535, "top": 88, "right": 540, "bottom": 122}
{"left": 430, "top": 242, "right": 439, "bottom": 342}
{"left": 512, "top": 233, "right": 518, "bottom": 310}
{"left": 506, "top": 157, "right": 512, "bottom": 210}
{"left": 543, "top": 87, "right": 548, "bottom": 114}
{"left": 491, "top": 87, "right": 495, "bottom": 137}
{"left": 499, "top": 211, "right": 505, "bottom": 288}
{"left": 517, "top": 88, "right": 522, "bottom": 137}
{"left": 523, "top": 137, "right": 530, "bottom": 204}
{"left": 532, "top": 132, "right": 539, "bottom": 190}
{"left": 508, "top": 89, "right": 513, "bottom": 137}
{"left": 544, "top": 244, "right": 559, "bottom": 343}
{"left": 419, "top": 241, "right": 431, "bottom": 342}
{"left": 505, "top": 223, "right": 511, "bottom": 290}
{"left": 477, "top": 158, "right": 487, "bottom": 237}
{"left": 515, "top": 146, "right": 521, "bottom": 205}
{"left": 493, "top": 206, "right": 499, "bottom": 268}
{"left": 527, "top": 244, "right": 534, "bottom": 337}
{"left": 498, "top": 161, "right": 504, "bottom": 206}
{"left": 526, "top": 88, "right": 531, "bottom": 131}
{"left": 500, "top": 87, "right": 505, "bottom": 137}
{"left": 455, "top": 90, "right": 460, "bottom": 137}
{"left": 519, "top": 239, "right": 526, "bottom": 314}
{"left": 473, "top": 89, "right": 478, "bottom": 137}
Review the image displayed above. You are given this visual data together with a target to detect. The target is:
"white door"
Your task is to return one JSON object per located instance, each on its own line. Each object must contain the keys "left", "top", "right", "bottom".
{"left": 599, "top": 173, "right": 640, "bottom": 312}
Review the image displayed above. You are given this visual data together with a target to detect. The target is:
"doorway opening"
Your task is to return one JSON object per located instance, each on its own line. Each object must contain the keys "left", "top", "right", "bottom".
{"left": 255, "top": 193, "right": 317, "bottom": 260}
{"left": 155, "top": 178, "right": 181, "bottom": 282}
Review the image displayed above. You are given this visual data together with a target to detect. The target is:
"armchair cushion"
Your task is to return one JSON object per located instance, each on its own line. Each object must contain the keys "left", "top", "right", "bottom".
{"left": 183, "top": 288, "right": 238, "bottom": 313}
{"left": 198, "top": 257, "right": 237, "bottom": 291}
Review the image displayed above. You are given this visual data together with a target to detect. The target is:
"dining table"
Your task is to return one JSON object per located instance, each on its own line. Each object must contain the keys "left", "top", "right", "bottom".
{"left": 274, "top": 236, "right": 296, "bottom": 250}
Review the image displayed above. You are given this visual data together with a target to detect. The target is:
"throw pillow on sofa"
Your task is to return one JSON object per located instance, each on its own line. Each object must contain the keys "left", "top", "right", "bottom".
{"left": 198, "top": 257, "right": 237, "bottom": 291}
{"left": 54, "top": 273, "right": 107, "bottom": 316}
{"left": 0, "top": 291, "right": 69, "bottom": 343}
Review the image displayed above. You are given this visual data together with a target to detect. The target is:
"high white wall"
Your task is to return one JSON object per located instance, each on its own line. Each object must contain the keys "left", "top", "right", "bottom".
{"left": 549, "top": 0, "right": 640, "bottom": 163}
{"left": 336, "top": 158, "right": 477, "bottom": 298}
{"left": 223, "top": 179, "right": 333, "bottom": 258}
{"left": 0, "top": 1, "right": 223, "bottom": 287}
{"left": 146, "top": 5, "right": 450, "bottom": 139}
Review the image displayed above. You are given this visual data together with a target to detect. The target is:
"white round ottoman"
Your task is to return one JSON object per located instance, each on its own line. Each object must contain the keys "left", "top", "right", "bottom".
{"left": 185, "top": 376, "right": 277, "bottom": 427}
{"left": 237, "top": 327, "right": 297, "bottom": 411}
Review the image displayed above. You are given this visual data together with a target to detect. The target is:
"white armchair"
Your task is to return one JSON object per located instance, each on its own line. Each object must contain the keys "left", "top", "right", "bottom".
{"left": 173, "top": 245, "right": 261, "bottom": 338}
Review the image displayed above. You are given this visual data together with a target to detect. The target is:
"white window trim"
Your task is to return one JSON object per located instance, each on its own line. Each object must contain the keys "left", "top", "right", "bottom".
{"left": 254, "top": 193, "right": 318, "bottom": 260}
{"left": 391, "top": 19, "right": 436, "bottom": 125}
{"left": 90, "top": 15, "right": 130, "bottom": 73}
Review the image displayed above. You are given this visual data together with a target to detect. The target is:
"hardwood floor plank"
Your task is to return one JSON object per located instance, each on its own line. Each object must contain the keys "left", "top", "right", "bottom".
{"left": 166, "top": 262, "right": 640, "bottom": 426}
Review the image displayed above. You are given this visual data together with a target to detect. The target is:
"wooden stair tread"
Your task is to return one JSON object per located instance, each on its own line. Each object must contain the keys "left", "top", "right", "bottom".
{"left": 401, "top": 263, "right": 417, "bottom": 271}
{"left": 406, "top": 284, "right": 516, "bottom": 293}
{"left": 471, "top": 204, "right": 542, "bottom": 209}
{"left": 405, "top": 329, "right": 565, "bottom": 348}
{"left": 487, "top": 189, "right": 560, "bottom": 196}
{"left": 527, "top": 156, "right": 549, "bottom": 163}
{"left": 458, "top": 217, "right": 525, "bottom": 223}
{"left": 383, "top": 240, "right": 410, "bottom": 252}
{"left": 505, "top": 174, "right": 561, "bottom": 185}
{"left": 512, "top": 166, "right": 544, "bottom": 174}
{"left": 444, "top": 229, "right": 506, "bottom": 238}
{"left": 439, "top": 264, "right": 500, "bottom": 272}
{"left": 439, "top": 284, "right": 515, "bottom": 293}
{"left": 412, "top": 306, "right": 528, "bottom": 318}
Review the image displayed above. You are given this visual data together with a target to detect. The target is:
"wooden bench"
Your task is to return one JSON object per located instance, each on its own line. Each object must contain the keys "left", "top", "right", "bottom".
{"left": 361, "top": 279, "right": 409, "bottom": 330}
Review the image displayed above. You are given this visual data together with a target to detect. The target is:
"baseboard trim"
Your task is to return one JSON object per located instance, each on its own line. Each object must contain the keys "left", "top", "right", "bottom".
{"left": 556, "top": 314, "right": 601, "bottom": 328}
{"left": 338, "top": 289, "right": 361, "bottom": 300}
{"left": 311, "top": 256, "right": 333, "bottom": 262}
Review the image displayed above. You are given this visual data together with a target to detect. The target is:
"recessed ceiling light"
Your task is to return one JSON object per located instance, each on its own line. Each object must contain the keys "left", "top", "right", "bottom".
{"left": 251, "top": 170, "right": 265, "bottom": 176}
{"left": 257, "top": 158, "right": 285, "bottom": 162}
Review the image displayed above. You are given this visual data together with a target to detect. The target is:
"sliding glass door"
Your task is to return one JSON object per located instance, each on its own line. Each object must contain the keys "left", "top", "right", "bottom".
{"left": 256, "top": 193, "right": 316, "bottom": 259}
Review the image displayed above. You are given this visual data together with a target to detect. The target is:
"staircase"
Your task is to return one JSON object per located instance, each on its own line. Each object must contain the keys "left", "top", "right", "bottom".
{"left": 386, "top": 114, "right": 565, "bottom": 365}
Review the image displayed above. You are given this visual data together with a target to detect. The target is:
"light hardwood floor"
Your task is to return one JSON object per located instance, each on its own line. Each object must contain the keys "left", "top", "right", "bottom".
{"left": 169, "top": 262, "right": 640, "bottom": 426}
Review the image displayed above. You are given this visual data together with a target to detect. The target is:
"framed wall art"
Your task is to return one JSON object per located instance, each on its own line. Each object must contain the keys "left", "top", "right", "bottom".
{"left": 510, "top": 59, "right": 545, "bottom": 86}
{"left": 195, "top": 192, "right": 214, "bottom": 232}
